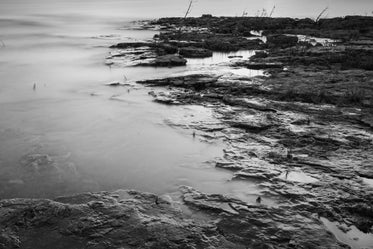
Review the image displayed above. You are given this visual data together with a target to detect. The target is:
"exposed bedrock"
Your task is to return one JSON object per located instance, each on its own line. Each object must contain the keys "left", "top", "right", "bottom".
{"left": 0, "top": 188, "right": 350, "bottom": 249}
{"left": 179, "top": 46, "right": 213, "bottom": 58}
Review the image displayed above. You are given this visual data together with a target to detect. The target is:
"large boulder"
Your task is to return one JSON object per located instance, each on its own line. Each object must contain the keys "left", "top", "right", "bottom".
{"left": 179, "top": 46, "right": 213, "bottom": 58}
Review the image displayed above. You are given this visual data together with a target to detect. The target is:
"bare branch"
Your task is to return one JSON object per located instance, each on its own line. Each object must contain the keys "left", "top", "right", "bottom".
{"left": 269, "top": 5, "right": 276, "bottom": 17}
{"left": 260, "top": 8, "right": 267, "bottom": 17}
{"left": 316, "top": 7, "right": 328, "bottom": 23}
{"left": 183, "top": 0, "right": 193, "bottom": 19}
{"left": 178, "top": 0, "right": 194, "bottom": 37}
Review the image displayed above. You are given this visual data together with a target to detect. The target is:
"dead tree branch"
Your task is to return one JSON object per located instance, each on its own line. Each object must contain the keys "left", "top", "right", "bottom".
{"left": 269, "top": 5, "right": 276, "bottom": 17}
{"left": 316, "top": 7, "right": 328, "bottom": 22}
{"left": 183, "top": 0, "right": 193, "bottom": 19}
{"left": 260, "top": 8, "right": 267, "bottom": 17}
{"left": 178, "top": 0, "right": 194, "bottom": 38}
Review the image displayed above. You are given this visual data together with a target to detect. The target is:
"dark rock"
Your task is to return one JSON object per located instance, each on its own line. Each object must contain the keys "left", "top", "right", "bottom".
{"left": 266, "top": 34, "right": 299, "bottom": 48}
{"left": 153, "top": 15, "right": 373, "bottom": 41}
{"left": 180, "top": 187, "right": 348, "bottom": 249}
{"left": 215, "top": 162, "right": 244, "bottom": 171}
{"left": 179, "top": 46, "right": 213, "bottom": 58}
{"left": 138, "top": 74, "right": 219, "bottom": 89}
{"left": 110, "top": 41, "right": 153, "bottom": 49}
{"left": 153, "top": 54, "right": 187, "bottom": 67}
{"left": 205, "top": 37, "right": 262, "bottom": 51}
{"left": 228, "top": 55, "right": 243, "bottom": 59}
{"left": 232, "top": 61, "right": 283, "bottom": 70}
{"left": 0, "top": 190, "right": 238, "bottom": 249}
{"left": 105, "top": 81, "right": 125, "bottom": 87}
{"left": 343, "top": 48, "right": 373, "bottom": 70}
{"left": 228, "top": 118, "right": 273, "bottom": 132}
{"left": 360, "top": 114, "right": 373, "bottom": 129}
{"left": 138, "top": 54, "right": 187, "bottom": 67}
{"left": 155, "top": 43, "right": 179, "bottom": 55}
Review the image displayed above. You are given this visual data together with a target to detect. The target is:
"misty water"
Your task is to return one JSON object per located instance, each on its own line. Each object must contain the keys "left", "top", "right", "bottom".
{"left": 0, "top": 3, "right": 270, "bottom": 204}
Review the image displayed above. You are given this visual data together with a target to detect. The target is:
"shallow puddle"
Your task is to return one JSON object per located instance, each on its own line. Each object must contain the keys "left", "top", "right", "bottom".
{"left": 177, "top": 50, "right": 264, "bottom": 77}
{"left": 294, "top": 34, "right": 340, "bottom": 46}
{"left": 187, "top": 50, "right": 256, "bottom": 65}
{"left": 247, "top": 30, "right": 267, "bottom": 43}
{"left": 321, "top": 217, "right": 373, "bottom": 249}
{"left": 279, "top": 170, "right": 318, "bottom": 183}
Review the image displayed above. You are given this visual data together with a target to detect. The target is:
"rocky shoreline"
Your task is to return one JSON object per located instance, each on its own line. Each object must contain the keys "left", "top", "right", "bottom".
{"left": 1, "top": 15, "right": 373, "bottom": 248}
{"left": 0, "top": 188, "right": 350, "bottom": 249}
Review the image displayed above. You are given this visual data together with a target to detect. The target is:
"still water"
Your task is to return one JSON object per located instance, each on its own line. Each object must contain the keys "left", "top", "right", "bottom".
{"left": 0, "top": 6, "right": 266, "bottom": 203}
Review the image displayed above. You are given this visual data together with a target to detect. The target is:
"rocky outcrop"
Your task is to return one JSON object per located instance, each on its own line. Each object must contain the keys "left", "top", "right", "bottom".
{"left": 266, "top": 34, "right": 299, "bottom": 48}
{"left": 138, "top": 54, "right": 187, "bottom": 67}
{"left": 110, "top": 42, "right": 153, "bottom": 49}
{"left": 105, "top": 15, "right": 373, "bottom": 249}
{"left": 152, "top": 15, "right": 373, "bottom": 41}
{"left": 0, "top": 188, "right": 350, "bottom": 249}
{"left": 180, "top": 187, "right": 348, "bottom": 249}
{"left": 0, "top": 190, "right": 237, "bottom": 249}
{"left": 158, "top": 32, "right": 264, "bottom": 52}
{"left": 231, "top": 61, "right": 283, "bottom": 69}
{"left": 139, "top": 74, "right": 219, "bottom": 89}
{"left": 110, "top": 42, "right": 178, "bottom": 55}
{"left": 179, "top": 47, "right": 213, "bottom": 58}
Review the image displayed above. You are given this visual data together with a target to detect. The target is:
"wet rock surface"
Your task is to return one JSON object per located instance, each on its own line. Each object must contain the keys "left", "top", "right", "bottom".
{"left": 131, "top": 14, "right": 373, "bottom": 248}
{"left": 136, "top": 73, "right": 373, "bottom": 246}
{"left": 266, "top": 34, "right": 299, "bottom": 48}
{"left": 138, "top": 54, "right": 187, "bottom": 67}
{"left": 0, "top": 189, "right": 348, "bottom": 249}
{"left": 179, "top": 46, "right": 213, "bottom": 58}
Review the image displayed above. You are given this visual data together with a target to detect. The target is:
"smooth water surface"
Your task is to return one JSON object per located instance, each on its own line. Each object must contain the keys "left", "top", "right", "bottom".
{"left": 0, "top": 9, "right": 264, "bottom": 201}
